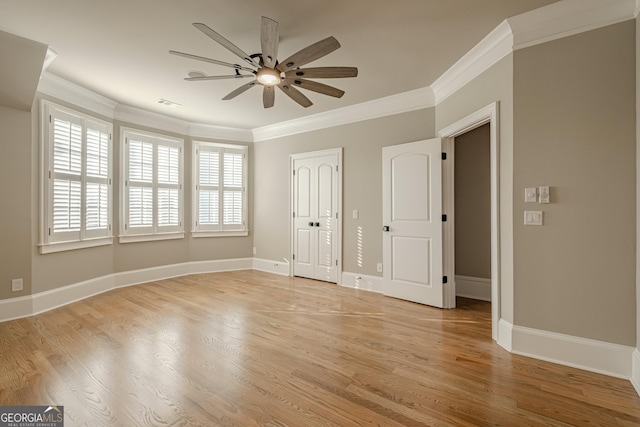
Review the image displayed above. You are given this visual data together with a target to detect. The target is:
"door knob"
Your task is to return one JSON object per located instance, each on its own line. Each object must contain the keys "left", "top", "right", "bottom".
{"left": 314, "top": 222, "right": 320, "bottom": 227}
{"left": 308, "top": 222, "right": 314, "bottom": 227}
{"left": 382, "top": 225, "right": 390, "bottom": 232}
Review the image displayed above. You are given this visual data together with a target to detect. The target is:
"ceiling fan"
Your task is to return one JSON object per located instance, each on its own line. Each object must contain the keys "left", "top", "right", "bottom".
{"left": 169, "top": 17, "right": 358, "bottom": 108}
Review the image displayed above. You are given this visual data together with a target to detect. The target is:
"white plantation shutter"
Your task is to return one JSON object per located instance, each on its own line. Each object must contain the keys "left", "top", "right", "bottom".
{"left": 197, "top": 149, "right": 220, "bottom": 226}
{"left": 53, "top": 179, "right": 81, "bottom": 232}
{"left": 193, "top": 142, "right": 247, "bottom": 235}
{"left": 84, "top": 121, "right": 111, "bottom": 238}
{"left": 223, "top": 152, "right": 243, "bottom": 227}
{"left": 121, "top": 129, "right": 183, "bottom": 240}
{"left": 42, "top": 102, "right": 113, "bottom": 250}
{"left": 157, "top": 145, "right": 180, "bottom": 228}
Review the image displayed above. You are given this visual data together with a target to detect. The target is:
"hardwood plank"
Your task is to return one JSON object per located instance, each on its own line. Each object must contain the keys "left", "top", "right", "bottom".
{"left": 1, "top": 271, "right": 639, "bottom": 426}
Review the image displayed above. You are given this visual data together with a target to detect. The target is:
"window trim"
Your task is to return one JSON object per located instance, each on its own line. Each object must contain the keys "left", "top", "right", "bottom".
{"left": 192, "top": 141, "right": 248, "bottom": 238}
{"left": 39, "top": 100, "right": 114, "bottom": 254}
{"left": 119, "top": 127, "right": 185, "bottom": 243}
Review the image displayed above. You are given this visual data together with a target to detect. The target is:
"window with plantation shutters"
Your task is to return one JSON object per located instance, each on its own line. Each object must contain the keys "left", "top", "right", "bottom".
{"left": 40, "top": 101, "right": 113, "bottom": 254}
{"left": 121, "top": 128, "right": 184, "bottom": 242}
{"left": 193, "top": 142, "right": 248, "bottom": 237}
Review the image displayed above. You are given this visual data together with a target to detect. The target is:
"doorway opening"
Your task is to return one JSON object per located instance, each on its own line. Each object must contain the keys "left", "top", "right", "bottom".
{"left": 454, "top": 124, "right": 491, "bottom": 302}
{"left": 439, "top": 102, "right": 500, "bottom": 341}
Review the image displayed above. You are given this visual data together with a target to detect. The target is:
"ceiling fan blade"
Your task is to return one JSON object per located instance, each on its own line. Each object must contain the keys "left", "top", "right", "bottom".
{"left": 222, "top": 80, "right": 259, "bottom": 100}
{"left": 277, "top": 83, "right": 313, "bottom": 108}
{"left": 284, "top": 78, "right": 345, "bottom": 98}
{"left": 193, "top": 23, "right": 260, "bottom": 68}
{"left": 261, "top": 17, "right": 279, "bottom": 69}
{"left": 169, "top": 50, "right": 256, "bottom": 73}
{"left": 185, "top": 74, "right": 255, "bottom": 81}
{"left": 263, "top": 86, "right": 275, "bottom": 108}
{"left": 284, "top": 67, "right": 358, "bottom": 79}
{"left": 276, "top": 36, "right": 341, "bottom": 72}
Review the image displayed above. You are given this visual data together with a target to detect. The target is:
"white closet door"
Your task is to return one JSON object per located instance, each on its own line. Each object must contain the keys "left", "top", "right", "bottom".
{"left": 292, "top": 152, "right": 339, "bottom": 283}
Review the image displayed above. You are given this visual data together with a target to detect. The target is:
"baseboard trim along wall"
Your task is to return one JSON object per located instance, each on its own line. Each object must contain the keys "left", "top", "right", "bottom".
{"left": 251, "top": 258, "right": 291, "bottom": 276}
{"left": 455, "top": 275, "right": 491, "bottom": 301}
{"left": 500, "top": 319, "right": 634, "bottom": 380}
{"left": 1, "top": 264, "right": 636, "bottom": 388}
{"left": 631, "top": 349, "right": 640, "bottom": 396}
{"left": 0, "top": 258, "right": 254, "bottom": 323}
{"left": 340, "top": 272, "right": 384, "bottom": 294}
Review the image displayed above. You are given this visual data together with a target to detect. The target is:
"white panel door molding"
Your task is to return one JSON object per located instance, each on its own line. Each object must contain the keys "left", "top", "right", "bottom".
{"left": 291, "top": 149, "right": 342, "bottom": 283}
{"left": 382, "top": 139, "right": 444, "bottom": 307}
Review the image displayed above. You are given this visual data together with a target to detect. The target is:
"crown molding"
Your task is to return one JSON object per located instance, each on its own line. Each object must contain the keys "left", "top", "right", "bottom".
{"left": 115, "top": 105, "right": 252, "bottom": 141}
{"left": 431, "top": 20, "right": 513, "bottom": 105}
{"left": 508, "top": 0, "right": 637, "bottom": 51}
{"left": 114, "top": 103, "right": 191, "bottom": 135}
{"left": 189, "top": 123, "right": 253, "bottom": 142}
{"left": 252, "top": 86, "right": 435, "bottom": 142}
{"left": 37, "top": 72, "right": 117, "bottom": 118}
{"left": 36, "top": 0, "right": 637, "bottom": 142}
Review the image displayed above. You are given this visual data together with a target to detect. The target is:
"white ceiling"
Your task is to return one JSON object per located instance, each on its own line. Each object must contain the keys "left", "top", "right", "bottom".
{"left": 0, "top": 0, "right": 558, "bottom": 129}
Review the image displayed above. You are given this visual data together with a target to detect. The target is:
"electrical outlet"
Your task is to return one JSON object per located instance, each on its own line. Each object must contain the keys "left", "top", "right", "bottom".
{"left": 11, "top": 278, "right": 23, "bottom": 292}
{"left": 377, "top": 263, "right": 383, "bottom": 273}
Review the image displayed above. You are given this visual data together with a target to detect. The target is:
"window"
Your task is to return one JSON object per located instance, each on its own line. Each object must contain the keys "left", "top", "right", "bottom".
{"left": 121, "top": 128, "right": 184, "bottom": 242}
{"left": 193, "top": 142, "right": 248, "bottom": 237}
{"left": 40, "top": 101, "right": 113, "bottom": 254}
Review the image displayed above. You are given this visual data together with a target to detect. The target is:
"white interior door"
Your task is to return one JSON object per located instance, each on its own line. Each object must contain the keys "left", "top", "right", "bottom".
{"left": 382, "top": 138, "right": 444, "bottom": 307}
{"left": 292, "top": 152, "right": 339, "bottom": 283}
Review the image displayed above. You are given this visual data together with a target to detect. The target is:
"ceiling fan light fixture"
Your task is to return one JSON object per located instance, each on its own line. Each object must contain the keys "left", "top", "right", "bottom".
{"left": 256, "top": 67, "right": 281, "bottom": 86}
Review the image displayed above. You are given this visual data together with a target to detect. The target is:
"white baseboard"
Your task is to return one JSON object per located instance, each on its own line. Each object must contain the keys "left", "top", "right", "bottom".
{"left": 631, "top": 349, "right": 640, "bottom": 395}
{"left": 252, "top": 258, "right": 290, "bottom": 276}
{"left": 455, "top": 275, "right": 491, "bottom": 301}
{"left": 509, "top": 323, "right": 634, "bottom": 379}
{"left": 498, "top": 318, "right": 513, "bottom": 352}
{"left": 340, "top": 272, "right": 384, "bottom": 294}
{"left": 0, "top": 257, "right": 254, "bottom": 323}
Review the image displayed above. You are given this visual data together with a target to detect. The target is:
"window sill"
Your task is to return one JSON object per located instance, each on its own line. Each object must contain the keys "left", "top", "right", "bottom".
{"left": 119, "top": 232, "right": 185, "bottom": 244}
{"left": 191, "top": 230, "right": 249, "bottom": 238}
{"left": 39, "top": 237, "right": 113, "bottom": 254}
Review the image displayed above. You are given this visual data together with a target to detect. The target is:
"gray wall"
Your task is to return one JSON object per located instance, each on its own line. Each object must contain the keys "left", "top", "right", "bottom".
{"left": 455, "top": 123, "right": 491, "bottom": 279}
{"left": 0, "top": 105, "right": 32, "bottom": 300}
{"left": 436, "top": 55, "right": 515, "bottom": 323}
{"left": 253, "top": 109, "right": 436, "bottom": 277}
{"left": 513, "top": 21, "right": 636, "bottom": 346}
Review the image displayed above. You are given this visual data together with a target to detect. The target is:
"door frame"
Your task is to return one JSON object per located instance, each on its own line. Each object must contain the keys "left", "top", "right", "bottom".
{"left": 438, "top": 102, "right": 500, "bottom": 341}
{"left": 289, "top": 148, "right": 343, "bottom": 284}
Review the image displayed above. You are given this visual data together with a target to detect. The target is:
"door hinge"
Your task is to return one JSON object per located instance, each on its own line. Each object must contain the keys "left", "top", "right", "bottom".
{"left": 293, "top": 212, "right": 296, "bottom": 218}
{"left": 292, "top": 254, "right": 295, "bottom": 260}
{"left": 335, "top": 212, "right": 338, "bottom": 219}
{"left": 48, "top": 227, "right": 51, "bottom": 236}
{"left": 443, "top": 276, "right": 448, "bottom": 284}
{"left": 335, "top": 260, "right": 338, "bottom": 266}
{"left": 336, "top": 165, "right": 338, "bottom": 172}
{"left": 293, "top": 170, "right": 295, "bottom": 176}
{"left": 442, "top": 152, "right": 447, "bottom": 160}
{"left": 442, "top": 214, "right": 447, "bottom": 222}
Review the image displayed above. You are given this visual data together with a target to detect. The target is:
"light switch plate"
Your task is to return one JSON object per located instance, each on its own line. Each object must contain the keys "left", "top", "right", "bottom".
{"left": 352, "top": 210, "right": 359, "bottom": 219}
{"left": 525, "top": 188, "right": 537, "bottom": 203}
{"left": 524, "top": 211, "right": 543, "bottom": 226}
{"left": 539, "top": 186, "right": 550, "bottom": 204}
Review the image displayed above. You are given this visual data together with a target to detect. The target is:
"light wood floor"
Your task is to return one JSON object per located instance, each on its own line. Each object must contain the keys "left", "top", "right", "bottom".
{"left": 1, "top": 271, "right": 640, "bottom": 426}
